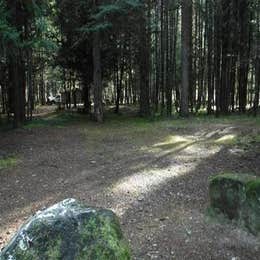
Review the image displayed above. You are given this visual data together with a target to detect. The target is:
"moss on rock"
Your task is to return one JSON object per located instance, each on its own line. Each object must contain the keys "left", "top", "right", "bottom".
{"left": 0, "top": 199, "right": 131, "bottom": 260}
{"left": 244, "top": 180, "right": 260, "bottom": 234}
{"left": 209, "top": 173, "right": 260, "bottom": 235}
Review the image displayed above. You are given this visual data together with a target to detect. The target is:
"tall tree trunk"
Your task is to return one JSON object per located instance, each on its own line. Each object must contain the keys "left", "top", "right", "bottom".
{"left": 139, "top": 4, "right": 150, "bottom": 117}
{"left": 173, "top": 7, "right": 180, "bottom": 113}
{"left": 206, "top": 0, "right": 214, "bottom": 114}
{"left": 39, "top": 58, "right": 45, "bottom": 106}
{"left": 238, "top": 0, "right": 250, "bottom": 113}
{"left": 253, "top": 6, "right": 259, "bottom": 116}
{"left": 180, "top": 0, "right": 192, "bottom": 117}
{"left": 165, "top": 0, "right": 172, "bottom": 116}
{"left": 27, "top": 48, "right": 33, "bottom": 120}
{"left": 115, "top": 61, "right": 124, "bottom": 114}
{"left": 115, "top": 38, "right": 125, "bottom": 114}
{"left": 219, "top": 0, "right": 231, "bottom": 114}
{"left": 9, "top": 51, "right": 26, "bottom": 128}
{"left": 7, "top": 0, "right": 26, "bottom": 127}
{"left": 214, "top": 1, "right": 222, "bottom": 116}
{"left": 153, "top": 1, "right": 160, "bottom": 113}
{"left": 160, "top": 0, "right": 165, "bottom": 115}
{"left": 93, "top": 30, "right": 104, "bottom": 122}
{"left": 83, "top": 76, "right": 91, "bottom": 114}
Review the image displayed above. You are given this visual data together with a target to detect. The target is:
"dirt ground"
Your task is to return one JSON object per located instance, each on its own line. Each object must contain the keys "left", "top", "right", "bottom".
{"left": 0, "top": 109, "right": 260, "bottom": 259}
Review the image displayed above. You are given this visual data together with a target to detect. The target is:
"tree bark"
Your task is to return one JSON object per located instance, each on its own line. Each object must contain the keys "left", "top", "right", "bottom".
{"left": 93, "top": 30, "right": 104, "bottom": 122}
{"left": 238, "top": 0, "right": 250, "bottom": 113}
{"left": 180, "top": 0, "right": 192, "bottom": 117}
{"left": 139, "top": 4, "right": 150, "bottom": 117}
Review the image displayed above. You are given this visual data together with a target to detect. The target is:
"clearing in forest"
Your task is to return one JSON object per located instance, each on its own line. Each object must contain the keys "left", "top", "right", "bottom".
{"left": 0, "top": 111, "right": 260, "bottom": 259}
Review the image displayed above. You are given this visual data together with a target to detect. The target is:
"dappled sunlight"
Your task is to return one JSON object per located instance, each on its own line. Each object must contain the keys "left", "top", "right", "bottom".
{"left": 197, "top": 126, "right": 237, "bottom": 139}
{"left": 108, "top": 126, "right": 243, "bottom": 216}
{"left": 140, "top": 135, "right": 195, "bottom": 155}
{"left": 153, "top": 135, "right": 192, "bottom": 148}
{"left": 182, "top": 143, "right": 221, "bottom": 156}
{"left": 1, "top": 113, "right": 259, "bottom": 258}
{"left": 111, "top": 163, "right": 196, "bottom": 216}
{"left": 110, "top": 134, "right": 222, "bottom": 216}
{"left": 112, "top": 164, "right": 194, "bottom": 195}
{"left": 215, "top": 134, "right": 237, "bottom": 144}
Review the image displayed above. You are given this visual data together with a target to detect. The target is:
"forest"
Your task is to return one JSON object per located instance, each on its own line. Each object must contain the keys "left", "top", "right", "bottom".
{"left": 0, "top": 0, "right": 259, "bottom": 127}
{"left": 0, "top": 0, "right": 260, "bottom": 259}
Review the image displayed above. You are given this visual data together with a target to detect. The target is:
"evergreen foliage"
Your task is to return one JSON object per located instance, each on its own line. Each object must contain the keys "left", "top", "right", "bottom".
{"left": 0, "top": 0, "right": 259, "bottom": 127}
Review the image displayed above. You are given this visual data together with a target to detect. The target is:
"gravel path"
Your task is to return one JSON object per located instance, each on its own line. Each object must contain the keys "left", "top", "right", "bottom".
{"left": 0, "top": 114, "right": 259, "bottom": 259}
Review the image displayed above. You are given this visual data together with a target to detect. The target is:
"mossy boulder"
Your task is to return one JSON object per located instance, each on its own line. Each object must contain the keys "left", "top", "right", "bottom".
{"left": 0, "top": 199, "right": 131, "bottom": 260}
{"left": 244, "top": 179, "right": 260, "bottom": 234}
{"left": 209, "top": 173, "right": 260, "bottom": 235}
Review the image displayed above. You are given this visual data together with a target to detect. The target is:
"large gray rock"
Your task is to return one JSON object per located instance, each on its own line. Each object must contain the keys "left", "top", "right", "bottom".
{"left": 0, "top": 199, "right": 131, "bottom": 260}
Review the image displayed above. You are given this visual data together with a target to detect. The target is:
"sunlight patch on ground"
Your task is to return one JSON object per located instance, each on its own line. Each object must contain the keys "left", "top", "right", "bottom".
{"left": 140, "top": 135, "right": 194, "bottom": 155}
{"left": 153, "top": 135, "right": 191, "bottom": 147}
{"left": 110, "top": 138, "right": 221, "bottom": 216}
{"left": 113, "top": 164, "right": 194, "bottom": 195}
{"left": 184, "top": 143, "right": 221, "bottom": 156}
{"left": 111, "top": 163, "right": 196, "bottom": 215}
{"left": 215, "top": 134, "right": 236, "bottom": 144}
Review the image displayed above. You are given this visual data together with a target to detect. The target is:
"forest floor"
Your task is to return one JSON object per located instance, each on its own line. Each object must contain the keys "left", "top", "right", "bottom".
{"left": 0, "top": 107, "right": 260, "bottom": 259}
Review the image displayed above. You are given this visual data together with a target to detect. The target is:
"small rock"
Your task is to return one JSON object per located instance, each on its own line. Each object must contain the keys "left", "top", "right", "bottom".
{"left": 159, "top": 217, "right": 169, "bottom": 222}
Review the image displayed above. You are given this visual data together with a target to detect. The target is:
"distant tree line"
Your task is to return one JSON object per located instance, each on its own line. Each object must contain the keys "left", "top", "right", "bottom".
{"left": 0, "top": 0, "right": 259, "bottom": 127}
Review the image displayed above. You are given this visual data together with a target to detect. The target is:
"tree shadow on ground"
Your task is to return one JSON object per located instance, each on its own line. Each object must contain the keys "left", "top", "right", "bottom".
{"left": 0, "top": 116, "right": 259, "bottom": 258}
{"left": 118, "top": 144, "right": 260, "bottom": 259}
